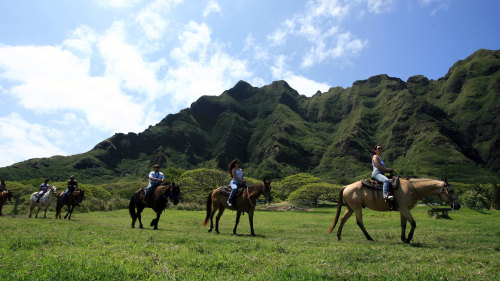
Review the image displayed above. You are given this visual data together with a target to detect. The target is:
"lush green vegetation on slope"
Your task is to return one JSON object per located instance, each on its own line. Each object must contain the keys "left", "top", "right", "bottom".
{"left": 1, "top": 49, "right": 499, "bottom": 184}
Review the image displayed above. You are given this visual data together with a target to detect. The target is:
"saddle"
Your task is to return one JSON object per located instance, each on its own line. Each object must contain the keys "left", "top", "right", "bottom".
{"left": 217, "top": 185, "right": 245, "bottom": 197}
{"left": 361, "top": 177, "right": 400, "bottom": 190}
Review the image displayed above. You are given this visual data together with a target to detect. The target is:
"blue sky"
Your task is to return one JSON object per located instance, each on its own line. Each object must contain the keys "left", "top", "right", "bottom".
{"left": 0, "top": 0, "right": 499, "bottom": 168}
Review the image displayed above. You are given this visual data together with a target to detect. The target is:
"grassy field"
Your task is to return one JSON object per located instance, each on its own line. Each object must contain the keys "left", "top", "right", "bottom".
{"left": 0, "top": 205, "right": 499, "bottom": 280}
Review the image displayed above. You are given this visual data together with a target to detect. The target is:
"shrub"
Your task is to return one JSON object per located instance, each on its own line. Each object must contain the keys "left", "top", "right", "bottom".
{"left": 287, "top": 182, "right": 342, "bottom": 207}
{"left": 275, "top": 173, "right": 324, "bottom": 200}
{"left": 460, "top": 184, "right": 493, "bottom": 210}
{"left": 178, "top": 168, "right": 230, "bottom": 204}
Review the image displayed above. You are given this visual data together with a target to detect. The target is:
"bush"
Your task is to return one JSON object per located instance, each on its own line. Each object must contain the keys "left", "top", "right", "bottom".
{"left": 275, "top": 173, "right": 324, "bottom": 200}
{"left": 460, "top": 184, "right": 493, "bottom": 210}
{"left": 287, "top": 182, "right": 342, "bottom": 207}
{"left": 178, "top": 168, "right": 230, "bottom": 204}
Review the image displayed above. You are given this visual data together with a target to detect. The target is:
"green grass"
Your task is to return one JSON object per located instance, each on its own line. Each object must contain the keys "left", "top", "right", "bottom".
{"left": 0, "top": 206, "right": 499, "bottom": 280}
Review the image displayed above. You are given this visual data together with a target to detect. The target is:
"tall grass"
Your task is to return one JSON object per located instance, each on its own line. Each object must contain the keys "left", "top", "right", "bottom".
{"left": 0, "top": 205, "right": 498, "bottom": 280}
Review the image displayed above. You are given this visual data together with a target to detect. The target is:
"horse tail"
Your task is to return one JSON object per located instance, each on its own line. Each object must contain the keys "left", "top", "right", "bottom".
{"left": 129, "top": 193, "right": 136, "bottom": 219}
{"left": 202, "top": 191, "right": 213, "bottom": 227}
{"left": 327, "top": 187, "right": 346, "bottom": 234}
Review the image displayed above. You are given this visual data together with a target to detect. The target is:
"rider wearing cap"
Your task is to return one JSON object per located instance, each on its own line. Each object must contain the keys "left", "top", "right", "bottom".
{"left": 144, "top": 164, "right": 164, "bottom": 203}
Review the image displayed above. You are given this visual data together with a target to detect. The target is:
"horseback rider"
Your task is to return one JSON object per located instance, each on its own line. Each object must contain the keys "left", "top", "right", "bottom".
{"left": 36, "top": 179, "right": 50, "bottom": 203}
{"left": 144, "top": 164, "right": 164, "bottom": 203}
{"left": 227, "top": 159, "right": 246, "bottom": 207}
{"left": 0, "top": 179, "right": 6, "bottom": 192}
{"left": 62, "top": 175, "right": 78, "bottom": 203}
{"left": 371, "top": 145, "right": 395, "bottom": 200}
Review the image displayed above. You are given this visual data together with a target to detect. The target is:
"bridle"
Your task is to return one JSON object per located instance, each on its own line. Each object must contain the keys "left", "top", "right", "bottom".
{"left": 246, "top": 182, "right": 271, "bottom": 208}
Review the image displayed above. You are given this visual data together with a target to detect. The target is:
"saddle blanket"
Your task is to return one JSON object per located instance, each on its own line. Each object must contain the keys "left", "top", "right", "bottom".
{"left": 361, "top": 177, "right": 400, "bottom": 190}
{"left": 218, "top": 185, "right": 245, "bottom": 197}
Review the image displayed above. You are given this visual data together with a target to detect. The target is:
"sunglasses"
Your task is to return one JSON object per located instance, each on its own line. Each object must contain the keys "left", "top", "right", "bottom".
{"left": 376, "top": 147, "right": 383, "bottom": 150}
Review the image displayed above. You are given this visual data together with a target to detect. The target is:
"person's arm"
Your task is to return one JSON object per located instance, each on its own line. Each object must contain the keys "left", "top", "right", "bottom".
{"left": 373, "top": 155, "right": 393, "bottom": 172}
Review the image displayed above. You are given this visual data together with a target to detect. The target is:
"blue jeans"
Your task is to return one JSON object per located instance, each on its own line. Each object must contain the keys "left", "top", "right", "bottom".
{"left": 372, "top": 172, "right": 390, "bottom": 198}
{"left": 145, "top": 182, "right": 160, "bottom": 198}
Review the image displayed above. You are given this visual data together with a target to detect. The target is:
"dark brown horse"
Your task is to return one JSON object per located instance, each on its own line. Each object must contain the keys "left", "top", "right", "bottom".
{"left": 129, "top": 183, "right": 180, "bottom": 230}
{"left": 0, "top": 190, "right": 13, "bottom": 216}
{"left": 56, "top": 189, "right": 85, "bottom": 220}
{"left": 203, "top": 180, "right": 272, "bottom": 236}
{"left": 327, "top": 178, "right": 461, "bottom": 243}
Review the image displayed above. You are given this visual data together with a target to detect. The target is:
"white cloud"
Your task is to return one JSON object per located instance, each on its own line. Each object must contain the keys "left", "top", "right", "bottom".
{"left": 96, "top": 0, "right": 144, "bottom": 8}
{"left": 271, "top": 55, "right": 329, "bottom": 96}
{"left": 366, "top": 0, "right": 395, "bottom": 14}
{"left": 166, "top": 21, "right": 253, "bottom": 107}
{"left": 266, "top": 0, "right": 395, "bottom": 68}
{"left": 0, "top": 113, "right": 66, "bottom": 168}
{"left": 0, "top": 44, "right": 148, "bottom": 133}
{"left": 203, "top": 1, "right": 221, "bottom": 17}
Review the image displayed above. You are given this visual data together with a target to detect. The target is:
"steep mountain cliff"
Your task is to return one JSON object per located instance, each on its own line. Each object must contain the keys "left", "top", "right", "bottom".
{"left": 1, "top": 49, "right": 499, "bottom": 183}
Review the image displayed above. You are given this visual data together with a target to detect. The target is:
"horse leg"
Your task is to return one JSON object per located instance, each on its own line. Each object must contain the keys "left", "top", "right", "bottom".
{"left": 137, "top": 206, "right": 145, "bottom": 229}
{"left": 208, "top": 206, "right": 218, "bottom": 233}
{"left": 152, "top": 209, "right": 163, "bottom": 230}
{"left": 35, "top": 206, "right": 41, "bottom": 218}
{"left": 29, "top": 204, "right": 34, "bottom": 218}
{"left": 400, "top": 209, "right": 416, "bottom": 243}
{"left": 336, "top": 207, "right": 353, "bottom": 241}
{"left": 354, "top": 208, "right": 374, "bottom": 241}
{"left": 43, "top": 206, "right": 48, "bottom": 218}
{"left": 233, "top": 211, "right": 242, "bottom": 235}
{"left": 400, "top": 213, "right": 407, "bottom": 242}
{"left": 248, "top": 210, "right": 256, "bottom": 236}
{"left": 215, "top": 207, "right": 225, "bottom": 234}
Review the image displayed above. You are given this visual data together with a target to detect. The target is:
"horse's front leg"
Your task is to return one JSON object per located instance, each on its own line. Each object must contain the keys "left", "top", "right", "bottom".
{"left": 248, "top": 210, "right": 256, "bottom": 236}
{"left": 400, "top": 209, "right": 416, "bottom": 243}
{"left": 152, "top": 209, "right": 163, "bottom": 230}
{"left": 233, "top": 211, "right": 242, "bottom": 235}
{"left": 35, "top": 206, "right": 41, "bottom": 218}
{"left": 215, "top": 207, "right": 225, "bottom": 234}
{"left": 337, "top": 207, "right": 353, "bottom": 241}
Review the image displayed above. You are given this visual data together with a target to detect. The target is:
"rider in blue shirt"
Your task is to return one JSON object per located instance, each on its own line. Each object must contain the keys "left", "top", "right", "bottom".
{"left": 144, "top": 164, "right": 164, "bottom": 203}
{"left": 37, "top": 179, "right": 50, "bottom": 203}
{"left": 227, "top": 159, "right": 246, "bottom": 207}
{"left": 372, "top": 145, "right": 395, "bottom": 200}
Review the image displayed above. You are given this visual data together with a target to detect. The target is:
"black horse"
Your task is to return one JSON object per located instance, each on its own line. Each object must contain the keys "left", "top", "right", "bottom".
{"left": 129, "top": 183, "right": 180, "bottom": 230}
{"left": 56, "top": 189, "right": 85, "bottom": 220}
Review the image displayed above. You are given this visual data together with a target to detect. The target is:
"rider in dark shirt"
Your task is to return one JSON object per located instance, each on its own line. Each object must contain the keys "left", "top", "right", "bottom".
{"left": 62, "top": 175, "right": 78, "bottom": 203}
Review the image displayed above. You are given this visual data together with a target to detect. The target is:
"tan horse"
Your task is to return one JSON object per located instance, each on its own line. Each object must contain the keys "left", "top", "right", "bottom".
{"left": 203, "top": 180, "right": 272, "bottom": 236}
{"left": 0, "top": 190, "right": 13, "bottom": 216}
{"left": 29, "top": 185, "right": 57, "bottom": 218}
{"left": 327, "top": 178, "right": 461, "bottom": 243}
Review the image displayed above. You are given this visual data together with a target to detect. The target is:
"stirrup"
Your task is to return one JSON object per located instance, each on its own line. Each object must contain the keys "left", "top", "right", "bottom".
{"left": 227, "top": 201, "right": 232, "bottom": 206}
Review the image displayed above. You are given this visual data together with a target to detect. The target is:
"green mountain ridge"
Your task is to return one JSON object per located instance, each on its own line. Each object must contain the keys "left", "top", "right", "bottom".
{"left": 1, "top": 49, "right": 499, "bottom": 183}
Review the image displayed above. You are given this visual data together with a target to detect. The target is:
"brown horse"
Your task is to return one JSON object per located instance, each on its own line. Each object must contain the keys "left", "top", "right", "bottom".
{"left": 0, "top": 190, "right": 13, "bottom": 216}
{"left": 129, "top": 183, "right": 180, "bottom": 230}
{"left": 55, "top": 189, "right": 85, "bottom": 220}
{"left": 327, "top": 178, "right": 461, "bottom": 243}
{"left": 203, "top": 180, "right": 272, "bottom": 236}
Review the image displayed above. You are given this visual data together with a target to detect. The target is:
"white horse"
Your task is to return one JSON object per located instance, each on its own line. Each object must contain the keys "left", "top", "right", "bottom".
{"left": 29, "top": 186, "right": 57, "bottom": 218}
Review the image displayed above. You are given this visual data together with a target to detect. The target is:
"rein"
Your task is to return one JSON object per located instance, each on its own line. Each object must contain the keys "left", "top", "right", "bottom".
{"left": 247, "top": 186, "right": 256, "bottom": 208}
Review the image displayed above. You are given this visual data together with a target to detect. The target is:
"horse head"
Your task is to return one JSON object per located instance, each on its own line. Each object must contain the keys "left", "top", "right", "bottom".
{"left": 168, "top": 182, "right": 180, "bottom": 205}
{"left": 262, "top": 179, "right": 273, "bottom": 203}
{"left": 439, "top": 180, "right": 461, "bottom": 210}
{"left": 49, "top": 186, "right": 57, "bottom": 196}
{"left": 74, "top": 189, "right": 85, "bottom": 203}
